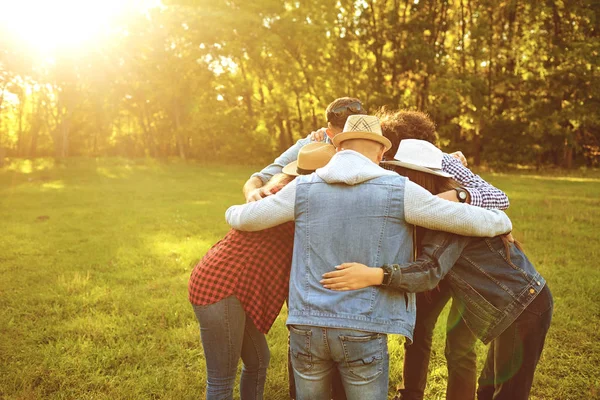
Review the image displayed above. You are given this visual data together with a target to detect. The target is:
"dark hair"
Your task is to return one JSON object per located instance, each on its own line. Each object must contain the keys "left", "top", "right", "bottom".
{"left": 391, "top": 166, "right": 522, "bottom": 255}
{"left": 377, "top": 108, "right": 438, "bottom": 160}
{"left": 325, "top": 97, "right": 366, "bottom": 129}
{"left": 391, "top": 166, "right": 459, "bottom": 196}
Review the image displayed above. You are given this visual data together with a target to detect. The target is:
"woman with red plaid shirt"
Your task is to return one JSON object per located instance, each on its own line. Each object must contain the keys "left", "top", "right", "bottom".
{"left": 188, "top": 143, "right": 336, "bottom": 400}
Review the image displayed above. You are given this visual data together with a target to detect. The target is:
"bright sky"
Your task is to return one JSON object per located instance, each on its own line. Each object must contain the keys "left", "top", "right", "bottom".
{"left": 0, "top": 0, "right": 161, "bottom": 55}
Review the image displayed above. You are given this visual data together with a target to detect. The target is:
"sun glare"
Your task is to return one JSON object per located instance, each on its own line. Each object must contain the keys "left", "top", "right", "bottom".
{"left": 0, "top": 0, "right": 161, "bottom": 55}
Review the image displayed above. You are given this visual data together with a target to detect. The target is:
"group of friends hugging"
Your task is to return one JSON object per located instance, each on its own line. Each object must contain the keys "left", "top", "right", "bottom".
{"left": 188, "top": 97, "right": 553, "bottom": 400}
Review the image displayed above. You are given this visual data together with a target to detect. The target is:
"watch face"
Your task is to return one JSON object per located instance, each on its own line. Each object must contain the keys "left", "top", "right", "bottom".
{"left": 459, "top": 191, "right": 467, "bottom": 200}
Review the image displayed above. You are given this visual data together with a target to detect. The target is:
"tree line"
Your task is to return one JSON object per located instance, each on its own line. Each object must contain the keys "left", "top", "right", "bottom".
{"left": 0, "top": 0, "right": 599, "bottom": 168}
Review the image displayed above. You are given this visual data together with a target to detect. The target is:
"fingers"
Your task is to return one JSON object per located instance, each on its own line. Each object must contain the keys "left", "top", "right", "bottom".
{"left": 246, "top": 194, "right": 261, "bottom": 203}
{"left": 321, "top": 279, "right": 352, "bottom": 291}
{"left": 321, "top": 270, "right": 345, "bottom": 279}
{"left": 310, "top": 128, "right": 327, "bottom": 142}
{"left": 451, "top": 151, "right": 468, "bottom": 167}
{"left": 245, "top": 189, "right": 263, "bottom": 203}
{"left": 324, "top": 284, "right": 351, "bottom": 291}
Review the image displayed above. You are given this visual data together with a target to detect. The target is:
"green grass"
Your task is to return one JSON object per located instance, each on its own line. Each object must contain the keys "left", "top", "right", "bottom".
{"left": 1, "top": 158, "right": 599, "bottom": 399}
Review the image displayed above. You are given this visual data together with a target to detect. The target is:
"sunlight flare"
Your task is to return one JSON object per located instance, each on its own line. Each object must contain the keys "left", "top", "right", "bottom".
{"left": 0, "top": 0, "right": 161, "bottom": 54}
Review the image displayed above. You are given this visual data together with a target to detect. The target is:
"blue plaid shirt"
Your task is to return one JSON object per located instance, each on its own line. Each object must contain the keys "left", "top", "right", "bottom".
{"left": 382, "top": 154, "right": 509, "bottom": 210}
{"left": 440, "top": 154, "right": 509, "bottom": 210}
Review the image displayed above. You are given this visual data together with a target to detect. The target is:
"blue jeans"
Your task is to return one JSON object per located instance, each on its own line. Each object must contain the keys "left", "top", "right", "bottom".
{"left": 289, "top": 325, "right": 389, "bottom": 400}
{"left": 477, "top": 285, "right": 553, "bottom": 400}
{"left": 193, "top": 296, "right": 270, "bottom": 400}
{"left": 399, "top": 281, "right": 477, "bottom": 400}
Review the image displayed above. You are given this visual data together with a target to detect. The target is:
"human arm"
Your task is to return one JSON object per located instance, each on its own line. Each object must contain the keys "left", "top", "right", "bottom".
{"left": 449, "top": 151, "right": 468, "bottom": 166}
{"left": 321, "top": 231, "right": 469, "bottom": 293}
{"left": 442, "top": 153, "right": 510, "bottom": 210}
{"left": 309, "top": 127, "right": 329, "bottom": 142}
{"left": 243, "top": 176, "right": 266, "bottom": 203}
{"left": 227, "top": 179, "right": 297, "bottom": 231}
{"left": 244, "top": 135, "right": 312, "bottom": 195}
{"left": 404, "top": 180, "right": 512, "bottom": 237}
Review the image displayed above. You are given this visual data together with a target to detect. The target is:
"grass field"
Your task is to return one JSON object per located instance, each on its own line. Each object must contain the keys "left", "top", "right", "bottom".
{"left": 1, "top": 158, "right": 599, "bottom": 399}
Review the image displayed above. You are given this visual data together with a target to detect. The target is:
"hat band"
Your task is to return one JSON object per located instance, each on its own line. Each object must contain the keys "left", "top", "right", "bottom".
{"left": 296, "top": 166, "right": 316, "bottom": 175}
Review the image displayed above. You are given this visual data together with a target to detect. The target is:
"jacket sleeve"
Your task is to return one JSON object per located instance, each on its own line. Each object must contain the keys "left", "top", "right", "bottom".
{"left": 225, "top": 180, "right": 297, "bottom": 231}
{"left": 250, "top": 136, "right": 312, "bottom": 184}
{"left": 442, "top": 154, "right": 510, "bottom": 210}
{"left": 385, "top": 231, "right": 470, "bottom": 292}
{"left": 404, "top": 180, "right": 512, "bottom": 237}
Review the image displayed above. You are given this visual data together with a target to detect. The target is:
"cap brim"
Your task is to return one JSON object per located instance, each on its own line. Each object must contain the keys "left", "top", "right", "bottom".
{"left": 381, "top": 160, "right": 453, "bottom": 178}
{"left": 282, "top": 161, "right": 299, "bottom": 176}
{"left": 332, "top": 132, "right": 392, "bottom": 152}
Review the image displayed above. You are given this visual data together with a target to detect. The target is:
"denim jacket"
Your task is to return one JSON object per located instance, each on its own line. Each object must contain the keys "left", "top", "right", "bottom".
{"left": 386, "top": 230, "right": 546, "bottom": 344}
{"left": 287, "top": 171, "right": 417, "bottom": 339}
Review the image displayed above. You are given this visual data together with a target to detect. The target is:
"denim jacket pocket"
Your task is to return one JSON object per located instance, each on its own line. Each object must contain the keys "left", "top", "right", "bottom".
{"left": 339, "top": 333, "right": 385, "bottom": 382}
{"left": 289, "top": 325, "right": 313, "bottom": 373}
{"left": 449, "top": 274, "right": 504, "bottom": 322}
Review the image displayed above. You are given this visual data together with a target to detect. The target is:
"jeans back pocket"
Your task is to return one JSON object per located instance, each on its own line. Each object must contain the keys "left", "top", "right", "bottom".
{"left": 289, "top": 325, "right": 313, "bottom": 373}
{"left": 339, "top": 333, "right": 386, "bottom": 383}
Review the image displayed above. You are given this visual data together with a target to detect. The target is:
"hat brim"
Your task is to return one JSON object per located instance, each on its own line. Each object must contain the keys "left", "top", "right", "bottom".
{"left": 381, "top": 160, "right": 453, "bottom": 178}
{"left": 282, "top": 161, "right": 300, "bottom": 176}
{"left": 332, "top": 131, "right": 392, "bottom": 152}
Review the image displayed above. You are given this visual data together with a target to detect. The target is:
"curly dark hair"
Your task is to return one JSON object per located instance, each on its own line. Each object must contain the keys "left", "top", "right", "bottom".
{"left": 377, "top": 108, "right": 438, "bottom": 160}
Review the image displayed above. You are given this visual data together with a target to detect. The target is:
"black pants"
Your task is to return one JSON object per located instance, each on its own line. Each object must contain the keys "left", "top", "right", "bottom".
{"left": 398, "top": 281, "right": 478, "bottom": 400}
{"left": 477, "top": 285, "right": 553, "bottom": 400}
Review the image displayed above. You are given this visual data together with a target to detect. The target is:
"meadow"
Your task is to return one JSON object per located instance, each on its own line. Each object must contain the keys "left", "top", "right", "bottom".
{"left": 1, "top": 158, "right": 599, "bottom": 399}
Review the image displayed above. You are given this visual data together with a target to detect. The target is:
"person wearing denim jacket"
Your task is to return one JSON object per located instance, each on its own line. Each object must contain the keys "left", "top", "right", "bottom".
{"left": 322, "top": 229, "right": 552, "bottom": 400}
{"left": 226, "top": 116, "right": 513, "bottom": 400}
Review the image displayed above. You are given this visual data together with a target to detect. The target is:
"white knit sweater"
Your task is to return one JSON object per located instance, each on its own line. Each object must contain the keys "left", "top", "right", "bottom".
{"left": 226, "top": 150, "right": 512, "bottom": 236}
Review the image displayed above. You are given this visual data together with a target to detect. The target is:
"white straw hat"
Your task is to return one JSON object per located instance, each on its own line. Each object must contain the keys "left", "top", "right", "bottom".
{"left": 381, "top": 139, "right": 452, "bottom": 178}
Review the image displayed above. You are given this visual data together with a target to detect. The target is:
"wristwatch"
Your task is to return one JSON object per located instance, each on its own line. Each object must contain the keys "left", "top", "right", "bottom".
{"left": 381, "top": 264, "right": 394, "bottom": 286}
{"left": 454, "top": 187, "right": 469, "bottom": 203}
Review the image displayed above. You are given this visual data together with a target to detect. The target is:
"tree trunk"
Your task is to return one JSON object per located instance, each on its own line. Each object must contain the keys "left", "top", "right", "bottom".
{"left": 174, "top": 108, "right": 186, "bottom": 160}
{"left": 563, "top": 139, "right": 573, "bottom": 168}
{"left": 284, "top": 119, "right": 294, "bottom": 148}
{"left": 295, "top": 91, "right": 304, "bottom": 135}
{"left": 276, "top": 114, "right": 287, "bottom": 153}
{"left": 473, "top": 122, "right": 482, "bottom": 166}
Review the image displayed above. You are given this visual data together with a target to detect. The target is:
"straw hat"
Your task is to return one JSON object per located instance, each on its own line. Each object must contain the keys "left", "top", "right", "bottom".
{"left": 282, "top": 142, "right": 336, "bottom": 176}
{"left": 381, "top": 139, "right": 452, "bottom": 177}
{"left": 332, "top": 115, "right": 392, "bottom": 152}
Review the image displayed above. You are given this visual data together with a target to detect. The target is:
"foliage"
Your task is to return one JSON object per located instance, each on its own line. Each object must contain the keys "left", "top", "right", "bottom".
{"left": 0, "top": 0, "right": 599, "bottom": 166}
{"left": 1, "top": 159, "right": 599, "bottom": 398}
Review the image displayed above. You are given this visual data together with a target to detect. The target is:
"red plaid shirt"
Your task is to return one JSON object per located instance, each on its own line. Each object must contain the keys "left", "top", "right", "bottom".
{"left": 188, "top": 222, "right": 295, "bottom": 334}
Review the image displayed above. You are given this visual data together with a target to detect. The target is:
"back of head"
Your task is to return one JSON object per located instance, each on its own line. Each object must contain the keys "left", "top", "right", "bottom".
{"left": 338, "top": 138, "right": 385, "bottom": 162}
{"left": 392, "top": 166, "right": 458, "bottom": 195}
{"left": 326, "top": 97, "right": 367, "bottom": 129}
{"left": 391, "top": 166, "right": 460, "bottom": 251}
{"left": 377, "top": 109, "right": 438, "bottom": 160}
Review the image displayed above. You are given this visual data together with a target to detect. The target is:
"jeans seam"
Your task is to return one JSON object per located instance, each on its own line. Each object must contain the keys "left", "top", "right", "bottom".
{"left": 245, "top": 321, "right": 262, "bottom": 399}
{"left": 225, "top": 297, "right": 232, "bottom": 374}
{"left": 322, "top": 328, "right": 330, "bottom": 358}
